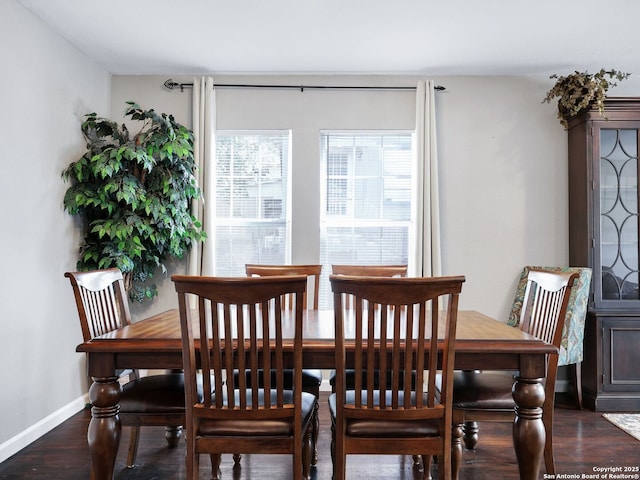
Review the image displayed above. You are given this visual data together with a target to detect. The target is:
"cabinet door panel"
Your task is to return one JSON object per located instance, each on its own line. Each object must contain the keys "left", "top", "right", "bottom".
{"left": 602, "top": 317, "right": 640, "bottom": 391}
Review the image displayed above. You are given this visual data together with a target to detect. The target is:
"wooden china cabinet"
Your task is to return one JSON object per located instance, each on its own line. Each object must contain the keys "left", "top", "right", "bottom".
{"left": 568, "top": 97, "right": 640, "bottom": 411}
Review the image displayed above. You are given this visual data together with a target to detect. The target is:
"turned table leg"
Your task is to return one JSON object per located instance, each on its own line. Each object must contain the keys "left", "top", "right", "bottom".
{"left": 87, "top": 376, "right": 121, "bottom": 480}
{"left": 164, "top": 426, "right": 183, "bottom": 447}
{"left": 512, "top": 376, "right": 545, "bottom": 480}
{"left": 462, "top": 421, "right": 478, "bottom": 450}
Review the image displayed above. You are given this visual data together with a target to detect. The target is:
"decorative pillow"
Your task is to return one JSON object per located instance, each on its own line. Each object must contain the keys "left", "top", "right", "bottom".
{"left": 508, "top": 266, "right": 592, "bottom": 366}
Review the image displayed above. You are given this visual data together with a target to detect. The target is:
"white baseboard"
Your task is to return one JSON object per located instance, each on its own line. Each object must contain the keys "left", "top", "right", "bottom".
{"left": 0, "top": 393, "right": 89, "bottom": 464}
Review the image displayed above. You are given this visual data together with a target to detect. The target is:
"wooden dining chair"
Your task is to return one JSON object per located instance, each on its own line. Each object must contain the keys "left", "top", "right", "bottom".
{"left": 329, "top": 274, "right": 466, "bottom": 480}
{"left": 331, "top": 264, "right": 408, "bottom": 277}
{"left": 246, "top": 264, "right": 322, "bottom": 310}
{"left": 65, "top": 268, "right": 187, "bottom": 470}
{"left": 329, "top": 264, "right": 409, "bottom": 392}
{"left": 447, "top": 269, "right": 578, "bottom": 479}
{"left": 508, "top": 266, "right": 592, "bottom": 409}
{"left": 172, "top": 275, "right": 314, "bottom": 480}
{"left": 241, "top": 264, "right": 323, "bottom": 464}
{"left": 331, "top": 264, "right": 408, "bottom": 310}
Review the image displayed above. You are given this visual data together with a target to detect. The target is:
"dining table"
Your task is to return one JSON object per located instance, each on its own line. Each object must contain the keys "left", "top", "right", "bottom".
{"left": 77, "top": 308, "right": 556, "bottom": 480}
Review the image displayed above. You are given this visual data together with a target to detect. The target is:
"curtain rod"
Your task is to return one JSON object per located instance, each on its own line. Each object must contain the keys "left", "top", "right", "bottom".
{"left": 163, "top": 78, "right": 445, "bottom": 92}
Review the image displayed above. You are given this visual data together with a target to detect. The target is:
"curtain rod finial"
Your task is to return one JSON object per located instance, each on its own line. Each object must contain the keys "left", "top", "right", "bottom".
{"left": 163, "top": 79, "right": 178, "bottom": 90}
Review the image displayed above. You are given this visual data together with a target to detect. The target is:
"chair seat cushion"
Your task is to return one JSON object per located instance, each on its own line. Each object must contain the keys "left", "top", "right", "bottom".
{"left": 447, "top": 371, "right": 516, "bottom": 410}
{"left": 328, "top": 369, "right": 417, "bottom": 389}
{"left": 199, "top": 390, "right": 316, "bottom": 436}
{"left": 328, "top": 391, "right": 440, "bottom": 437}
{"left": 120, "top": 373, "right": 188, "bottom": 413}
{"left": 233, "top": 369, "right": 323, "bottom": 391}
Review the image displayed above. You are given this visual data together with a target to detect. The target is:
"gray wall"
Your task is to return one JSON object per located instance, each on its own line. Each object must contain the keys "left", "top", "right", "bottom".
{"left": 0, "top": 0, "right": 110, "bottom": 459}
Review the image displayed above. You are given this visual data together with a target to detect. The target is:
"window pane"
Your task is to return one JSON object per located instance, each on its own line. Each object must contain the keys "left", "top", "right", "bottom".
{"left": 319, "top": 132, "right": 414, "bottom": 309}
{"left": 214, "top": 132, "right": 290, "bottom": 276}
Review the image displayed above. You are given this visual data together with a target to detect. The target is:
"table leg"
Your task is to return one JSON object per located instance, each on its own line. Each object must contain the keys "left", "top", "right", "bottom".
{"left": 462, "top": 421, "right": 478, "bottom": 449}
{"left": 512, "top": 376, "right": 545, "bottom": 480}
{"left": 87, "top": 376, "right": 121, "bottom": 480}
{"left": 164, "top": 426, "right": 183, "bottom": 447}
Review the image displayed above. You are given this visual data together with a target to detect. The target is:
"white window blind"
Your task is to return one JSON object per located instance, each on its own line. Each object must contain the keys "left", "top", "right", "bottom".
{"left": 319, "top": 132, "right": 414, "bottom": 309}
{"left": 214, "top": 132, "right": 291, "bottom": 275}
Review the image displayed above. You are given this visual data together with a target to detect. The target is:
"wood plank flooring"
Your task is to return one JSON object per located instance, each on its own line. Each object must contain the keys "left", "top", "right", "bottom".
{"left": 0, "top": 393, "right": 638, "bottom": 479}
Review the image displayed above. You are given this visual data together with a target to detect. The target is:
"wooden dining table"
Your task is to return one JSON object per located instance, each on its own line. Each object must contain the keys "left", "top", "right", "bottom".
{"left": 77, "top": 308, "right": 556, "bottom": 480}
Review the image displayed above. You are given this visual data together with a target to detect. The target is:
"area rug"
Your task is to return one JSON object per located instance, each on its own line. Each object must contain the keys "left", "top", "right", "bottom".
{"left": 603, "top": 413, "right": 640, "bottom": 442}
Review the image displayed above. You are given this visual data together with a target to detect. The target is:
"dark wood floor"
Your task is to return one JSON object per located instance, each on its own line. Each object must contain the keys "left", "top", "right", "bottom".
{"left": 0, "top": 393, "right": 638, "bottom": 479}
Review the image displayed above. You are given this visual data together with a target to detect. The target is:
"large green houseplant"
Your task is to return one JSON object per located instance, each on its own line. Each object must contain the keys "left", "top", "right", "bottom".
{"left": 63, "top": 102, "right": 205, "bottom": 302}
{"left": 543, "top": 68, "right": 630, "bottom": 129}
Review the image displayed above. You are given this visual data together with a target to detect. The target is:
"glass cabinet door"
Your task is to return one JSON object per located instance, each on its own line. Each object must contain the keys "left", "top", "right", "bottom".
{"left": 596, "top": 127, "right": 640, "bottom": 307}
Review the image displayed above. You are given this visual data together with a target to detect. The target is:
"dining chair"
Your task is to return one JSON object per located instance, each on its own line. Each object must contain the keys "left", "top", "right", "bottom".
{"left": 331, "top": 264, "right": 408, "bottom": 310}
{"left": 329, "top": 274, "right": 466, "bottom": 480}
{"left": 329, "top": 264, "right": 410, "bottom": 393}
{"left": 65, "top": 268, "right": 187, "bottom": 470}
{"left": 246, "top": 264, "right": 321, "bottom": 310}
{"left": 459, "top": 266, "right": 592, "bottom": 454}
{"left": 172, "top": 275, "right": 314, "bottom": 480}
{"left": 508, "top": 266, "right": 592, "bottom": 409}
{"left": 447, "top": 269, "right": 578, "bottom": 479}
{"left": 239, "top": 264, "right": 323, "bottom": 464}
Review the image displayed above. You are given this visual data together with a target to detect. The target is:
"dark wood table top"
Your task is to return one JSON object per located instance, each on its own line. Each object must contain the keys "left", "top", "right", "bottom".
{"left": 77, "top": 309, "right": 556, "bottom": 363}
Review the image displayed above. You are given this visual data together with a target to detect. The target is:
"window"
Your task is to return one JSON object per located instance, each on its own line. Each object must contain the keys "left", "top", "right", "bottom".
{"left": 211, "top": 130, "right": 414, "bottom": 304}
{"left": 319, "top": 132, "right": 414, "bottom": 308}
{"left": 214, "top": 132, "right": 291, "bottom": 275}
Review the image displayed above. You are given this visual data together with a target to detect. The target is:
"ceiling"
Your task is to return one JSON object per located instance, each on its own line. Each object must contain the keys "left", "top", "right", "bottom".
{"left": 17, "top": 0, "right": 640, "bottom": 77}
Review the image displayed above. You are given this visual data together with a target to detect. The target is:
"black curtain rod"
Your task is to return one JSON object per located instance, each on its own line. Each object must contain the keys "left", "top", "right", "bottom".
{"left": 163, "top": 78, "right": 445, "bottom": 92}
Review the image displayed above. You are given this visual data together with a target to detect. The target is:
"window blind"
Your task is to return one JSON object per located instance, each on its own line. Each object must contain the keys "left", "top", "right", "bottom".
{"left": 319, "top": 132, "right": 413, "bottom": 309}
{"left": 214, "top": 132, "right": 291, "bottom": 275}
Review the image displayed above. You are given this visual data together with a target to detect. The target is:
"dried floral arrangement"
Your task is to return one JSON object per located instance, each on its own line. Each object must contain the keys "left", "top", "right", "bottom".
{"left": 543, "top": 68, "right": 630, "bottom": 129}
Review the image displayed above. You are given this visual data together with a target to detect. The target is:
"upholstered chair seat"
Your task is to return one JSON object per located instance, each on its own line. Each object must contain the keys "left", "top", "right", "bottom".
{"left": 200, "top": 391, "right": 316, "bottom": 436}
{"left": 119, "top": 373, "right": 189, "bottom": 413}
{"left": 328, "top": 391, "right": 441, "bottom": 437}
{"left": 447, "top": 371, "right": 516, "bottom": 410}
